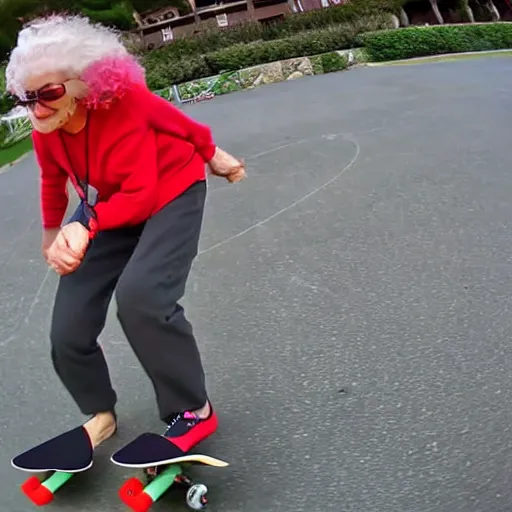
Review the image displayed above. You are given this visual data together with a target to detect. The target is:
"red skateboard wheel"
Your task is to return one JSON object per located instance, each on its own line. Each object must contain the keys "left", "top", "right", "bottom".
{"left": 119, "top": 478, "right": 154, "bottom": 511}
{"left": 130, "top": 493, "right": 153, "bottom": 512}
{"left": 21, "top": 476, "right": 54, "bottom": 506}
{"left": 119, "top": 477, "right": 144, "bottom": 502}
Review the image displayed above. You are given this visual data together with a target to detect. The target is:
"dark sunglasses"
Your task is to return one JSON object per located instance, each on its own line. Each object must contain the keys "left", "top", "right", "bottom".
{"left": 11, "top": 83, "right": 67, "bottom": 107}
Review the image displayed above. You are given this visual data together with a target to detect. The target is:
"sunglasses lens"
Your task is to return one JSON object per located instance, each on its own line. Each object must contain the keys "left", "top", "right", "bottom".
{"left": 38, "top": 84, "right": 66, "bottom": 102}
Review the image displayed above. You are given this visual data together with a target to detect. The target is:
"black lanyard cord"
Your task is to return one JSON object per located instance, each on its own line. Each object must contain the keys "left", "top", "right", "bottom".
{"left": 58, "top": 111, "right": 91, "bottom": 204}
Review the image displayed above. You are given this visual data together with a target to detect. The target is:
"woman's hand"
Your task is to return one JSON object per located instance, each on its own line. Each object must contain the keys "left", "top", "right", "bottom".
{"left": 208, "top": 147, "right": 246, "bottom": 183}
{"left": 61, "top": 222, "right": 89, "bottom": 259}
{"left": 42, "top": 228, "right": 60, "bottom": 263}
{"left": 45, "top": 222, "right": 89, "bottom": 275}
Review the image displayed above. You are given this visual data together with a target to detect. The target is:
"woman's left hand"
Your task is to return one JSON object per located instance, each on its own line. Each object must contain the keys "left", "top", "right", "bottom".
{"left": 61, "top": 221, "right": 90, "bottom": 260}
{"left": 208, "top": 147, "right": 246, "bottom": 183}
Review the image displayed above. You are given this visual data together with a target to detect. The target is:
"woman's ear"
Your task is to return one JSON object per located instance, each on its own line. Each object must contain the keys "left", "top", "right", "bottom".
{"left": 65, "top": 79, "right": 89, "bottom": 100}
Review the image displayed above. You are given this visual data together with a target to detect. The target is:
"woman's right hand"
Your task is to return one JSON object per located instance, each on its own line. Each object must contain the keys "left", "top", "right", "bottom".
{"left": 42, "top": 228, "right": 60, "bottom": 263}
{"left": 208, "top": 147, "right": 246, "bottom": 183}
{"left": 42, "top": 228, "right": 82, "bottom": 275}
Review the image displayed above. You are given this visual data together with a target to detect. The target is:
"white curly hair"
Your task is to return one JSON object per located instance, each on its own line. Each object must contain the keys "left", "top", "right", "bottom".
{"left": 6, "top": 14, "right": 130, "bottom": 95}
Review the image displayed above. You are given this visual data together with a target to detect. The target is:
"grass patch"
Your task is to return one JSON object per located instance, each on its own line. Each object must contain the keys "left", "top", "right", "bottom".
{"left": 0, "top": 137, "right": 33, "bottom": 168}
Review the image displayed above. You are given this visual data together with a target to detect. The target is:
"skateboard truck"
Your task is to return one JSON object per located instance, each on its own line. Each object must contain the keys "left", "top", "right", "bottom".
{"left": 112, "top": 433, "right": 227, "bottom": 511}
{"left": 119, "top": 464, "right": 208, "bottom": 511}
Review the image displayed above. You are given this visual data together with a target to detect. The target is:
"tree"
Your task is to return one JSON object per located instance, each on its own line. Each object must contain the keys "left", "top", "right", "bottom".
{"left": 460, "top": 0, "right": 475, "bottom": 21}
{"left": 428, "top": 0, "right": 444, "bottom": 23}
{"left": 0, "top": 0, "right": 187, "bottom": 62}
{"left": 399, "top": 5, "right": 410, "bottom": 25}
{"left": 475, "top": 0, "right": 500, "bottom": 20}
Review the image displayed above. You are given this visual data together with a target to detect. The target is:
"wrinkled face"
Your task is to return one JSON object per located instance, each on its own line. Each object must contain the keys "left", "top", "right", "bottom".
{"left": 14, "top": 71, "right": 87, "bottom": 134}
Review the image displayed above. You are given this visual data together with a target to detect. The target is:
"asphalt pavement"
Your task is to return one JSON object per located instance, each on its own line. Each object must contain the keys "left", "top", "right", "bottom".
{"left": 1, "top": 56, "right": 512, "bottom": 512}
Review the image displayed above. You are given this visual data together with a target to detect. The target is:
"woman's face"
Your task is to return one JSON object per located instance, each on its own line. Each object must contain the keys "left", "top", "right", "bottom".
{"left": 20, "top": 71, "right": 85, "bottom": 134}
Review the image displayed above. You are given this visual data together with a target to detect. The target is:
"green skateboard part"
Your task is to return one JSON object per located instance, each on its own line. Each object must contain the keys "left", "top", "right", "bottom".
{"left": 43, "top": 472, "right": 74, "bottom": 493}
{"left": 144, "top": 464, "right": 183, "bottom": 502}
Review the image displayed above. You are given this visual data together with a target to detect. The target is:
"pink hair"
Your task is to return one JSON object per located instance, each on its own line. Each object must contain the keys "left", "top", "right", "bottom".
{"left": 80, "top": 54, "right": 147, "bottom": 109}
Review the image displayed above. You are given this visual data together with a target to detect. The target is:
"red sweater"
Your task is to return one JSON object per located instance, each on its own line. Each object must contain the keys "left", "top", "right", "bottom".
{"left": 32, "top": 84, "right": 217, "bottom": 231}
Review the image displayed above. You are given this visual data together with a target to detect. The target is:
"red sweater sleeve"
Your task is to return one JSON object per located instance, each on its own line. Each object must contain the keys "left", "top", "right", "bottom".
{"left": 93, "top": 121, "right": 159, "bottom": 231}
{"left": 133, "top": 85, "right": 217, "bottom": 162}
{"left": 33, "top": 132, "right": 69, "bottom": 229}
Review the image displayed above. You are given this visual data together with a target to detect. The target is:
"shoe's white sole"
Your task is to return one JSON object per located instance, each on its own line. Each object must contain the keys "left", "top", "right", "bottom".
{"left": 11, "top": 459, "right": 93, "bottom": 473}
{"left": 110, "top": 453, "right": 229, "bottom": 469}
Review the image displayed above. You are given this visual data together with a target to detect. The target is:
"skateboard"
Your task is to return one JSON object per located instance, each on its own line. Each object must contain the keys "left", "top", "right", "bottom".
{"left": 11, "top": 426, "right": 93, "bottom": 506}
{"left": 111, "top": 433, "right": 229, "bottom": 511}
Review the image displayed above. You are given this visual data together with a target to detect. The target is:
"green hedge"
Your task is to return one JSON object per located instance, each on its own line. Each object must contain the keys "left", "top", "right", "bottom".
{"left": 144, "top": 14, "right": 394, "bottom": 88}
{"left": 359, "top": 23, "right": 512, "bottom": 62}
{"left": 319, "top": 51, "right": 349, "bottom": 73}
{"left": 143, "top": 0, "right": 400, "bottom": 62}
{"left": 145, "top": 54, "right": 212, "bottom": 89}
{"left": 205, "top": 24, "right": 363, "bottom": 73}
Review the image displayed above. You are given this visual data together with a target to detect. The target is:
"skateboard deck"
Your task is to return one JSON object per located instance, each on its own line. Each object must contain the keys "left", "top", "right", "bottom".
{"left": 111, "top": 432, "right": 229, "bottom": 468}
{"left": 111, "top": 433, "right": 229, "bottom": 511}
{"left": 11, "top": 426, "right": 93, "bottom": 506}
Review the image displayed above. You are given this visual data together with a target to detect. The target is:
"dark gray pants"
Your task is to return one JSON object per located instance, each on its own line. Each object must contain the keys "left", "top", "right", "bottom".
{"left": 50, "top": 181, "right": 208, "bottom": 424}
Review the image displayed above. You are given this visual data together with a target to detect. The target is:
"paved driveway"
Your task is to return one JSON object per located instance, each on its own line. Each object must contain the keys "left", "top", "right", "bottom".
{"left": 1, "top": 56, "right": 512, "bottom": 512}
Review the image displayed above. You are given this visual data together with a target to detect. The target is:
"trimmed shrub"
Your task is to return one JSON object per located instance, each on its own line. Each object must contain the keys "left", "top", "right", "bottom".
{"left": 310, "top": 51, "right": 349, "bottom": 74}
{"left": 321, "top": 51, "right": 349, "bottom": 73}
{"left": 144, "top": 15, "right": 394, "bottom": 87}
{"left": 205, "top": 18, "right": 390, "bottom": 74}
{"left": 359, "top": 22, "right": 512, "bottom": 62}
{"left": 144, "top": 54, "right": 211, "bottom": 90}
{"left": 143, "top": 1, "right": 399, "bottom": 62}
{"left": 145, "top": 22, "right": 267, "bottom": 61}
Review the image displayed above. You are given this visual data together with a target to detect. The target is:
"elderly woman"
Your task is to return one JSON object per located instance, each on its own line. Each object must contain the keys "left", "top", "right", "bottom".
{"left": 6, "top": 15, "right": 245, "bottom": 456}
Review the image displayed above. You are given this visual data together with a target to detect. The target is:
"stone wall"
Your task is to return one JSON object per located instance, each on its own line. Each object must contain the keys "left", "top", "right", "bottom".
{"left": 153, "top": 48, "right": 366, "bottom": 105}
